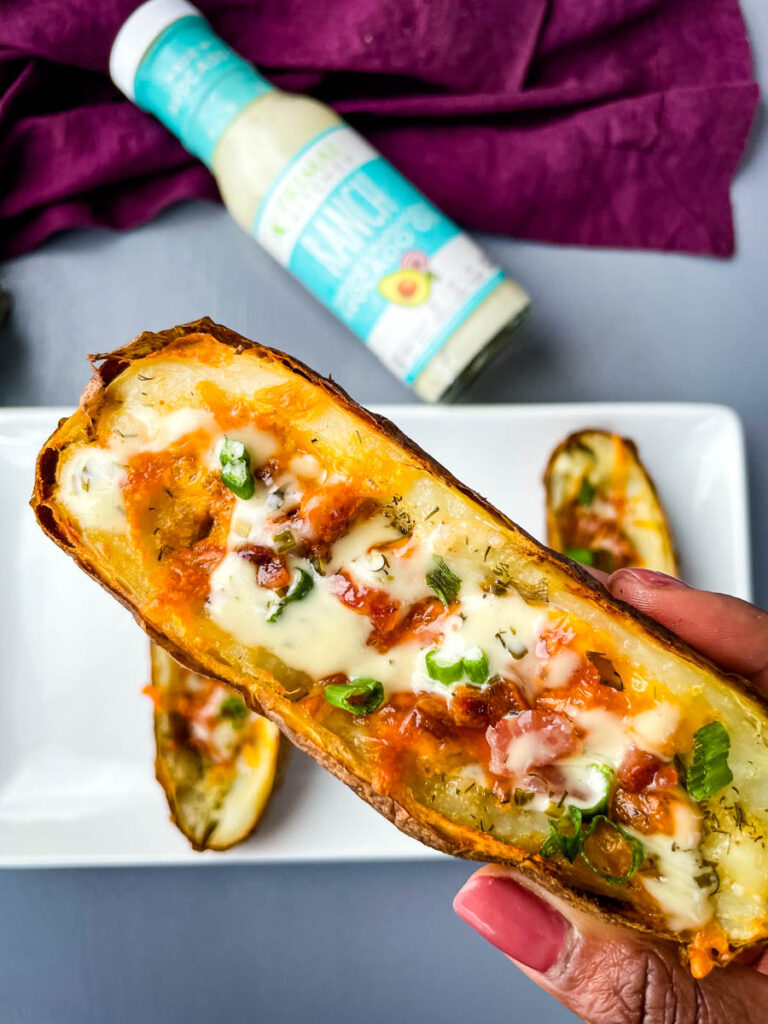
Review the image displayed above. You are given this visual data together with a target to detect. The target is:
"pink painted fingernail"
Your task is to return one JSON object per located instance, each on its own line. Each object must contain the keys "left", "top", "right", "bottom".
{"left": 453, "top": 876, "right": 567, "bottom": 972}
{"left": 611, "top": 568, "right": 689, "bottom": 588}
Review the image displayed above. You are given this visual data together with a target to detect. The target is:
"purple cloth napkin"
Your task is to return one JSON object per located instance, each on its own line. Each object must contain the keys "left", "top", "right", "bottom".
{"left": 0, "top": 0, "right": 759, "bottom": 260}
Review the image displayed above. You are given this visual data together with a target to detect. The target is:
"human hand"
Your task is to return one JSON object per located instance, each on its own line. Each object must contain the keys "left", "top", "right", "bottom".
{"left": 453, "top": 568, "right": 768, "bottom": 1024}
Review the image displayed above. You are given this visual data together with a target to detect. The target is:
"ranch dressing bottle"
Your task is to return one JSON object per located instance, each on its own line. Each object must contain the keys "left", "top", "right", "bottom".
{"left": 111, "top": 0, "right": 530, "bottom": 401}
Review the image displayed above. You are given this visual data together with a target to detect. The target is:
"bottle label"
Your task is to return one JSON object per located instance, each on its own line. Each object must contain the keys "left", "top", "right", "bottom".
{"left": 253, "top": 126, "right": 504, "bottom": 384}
{"left": 134, "top": 16, "right": 273, "bottom": 168}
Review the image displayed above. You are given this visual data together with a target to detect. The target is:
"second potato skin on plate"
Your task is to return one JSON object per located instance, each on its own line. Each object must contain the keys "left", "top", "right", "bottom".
{"left": 147, "top": 643, "right": 280, "bottom": 851}
{"left": 544, "top": 429, "right": 678, "bottom": 576}
{"left": 31, "top": 318, "right": 768, "bottom": 977}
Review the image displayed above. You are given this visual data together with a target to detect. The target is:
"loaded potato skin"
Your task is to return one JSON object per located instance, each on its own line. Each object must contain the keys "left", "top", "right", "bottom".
{"left": 32, "top": 319, "right": 768, "bottom": 975}
{"left": 544, "top": 429, "right": 678, "bottom": 576}
{"left": 147, "top": 643, "right": 280, "bottom": 851}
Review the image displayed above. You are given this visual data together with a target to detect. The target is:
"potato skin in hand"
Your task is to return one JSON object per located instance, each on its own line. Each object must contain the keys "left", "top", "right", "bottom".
{"left": 31, "top": 319, "right": 768, "bottom": 975}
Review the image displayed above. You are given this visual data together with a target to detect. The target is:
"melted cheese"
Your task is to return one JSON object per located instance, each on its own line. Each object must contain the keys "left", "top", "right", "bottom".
{"left": 637, "top": 803, "right": 712, "bottom": 931}
{"left": 207, "top": 426, "right": 278, "bottom": 471}
{"left": 630, "top": 704, "right": 680, "bottom": 758}
{"left": 116, "top": 406, "right": 216, "bottom": 455}
{"left": 58, "top": 406, "right": 221, "bottom": 534}
{"left": 327, "top": 515, "right": 414, "bottom": 591}
{"left": 227, "top": 490, "right": 285, "bottom": 548}
{"left": 572, "top": 708, "right": 630, "bottom": 765}
{"left": 207, "top": 551, "right": 424, "bottom": 686}
{"left": 57, "top": 448, "right": 127, "bottom": 533}
{"left": 289, "top": 453, "right": 323, "bottom": 479}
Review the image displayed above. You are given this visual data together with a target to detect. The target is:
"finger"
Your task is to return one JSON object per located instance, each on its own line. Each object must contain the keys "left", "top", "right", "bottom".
{"left": 608, "top": 569, "right": 768, "bottom": 696}
{"left": 454, "top": 866, "right": 768, "bottom": 1024}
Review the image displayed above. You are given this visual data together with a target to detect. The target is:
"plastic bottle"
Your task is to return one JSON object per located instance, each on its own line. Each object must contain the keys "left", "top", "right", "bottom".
{"left": 110, "top": 0, "right": 530, "bottom": 401}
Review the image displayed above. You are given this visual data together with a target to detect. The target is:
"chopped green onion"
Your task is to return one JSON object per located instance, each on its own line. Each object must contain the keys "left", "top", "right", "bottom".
{"left": 580, "top": 816, "right": 645, "bottom": 885}
{"left": 323, "top": 677, "right": 385, "bottom": 715}
{"left": 541, "top": 806, "right": 644, "bottom": 885}
{"left": 565, "top": 546, "right": 594, "bottom": 566}
{"left": 267, "top": 568, "right": 314, "bottom": 622}
{"left": 425, "top": 650, "right": 464, "bottom": 685}
{"left": 462, "top": 646, "right": 489, "bottom": 685}
{"left": 219, "top": 437, "right": 247, "bottom": 466}
{"left": 219, "top": 695, "right": 249, "bottom": 728}
{"left": 686, "top": 722, "right": 733, "bottom": 801}
{"left": 425, "top": 647, "right": 489, "bottom": 687}
{"left": 221, "top": 460, "right": 254, "bottom": 501}
{"left": 219, "top": 437, "right": 254, "bottom": 500}
{"left": 541, "top": 805, "right": 583, "bottom": 862}
{"left": 578, "top": 478, "right": 596, "bottom": 506}
{"left": 577, "top": 764, "right": 614, "bottom": 815}
{"left": 272, "top": 529, "right": 296, "bottom": 553}
{"left": 426, "top": 555, "right": 461, "bottom": 605}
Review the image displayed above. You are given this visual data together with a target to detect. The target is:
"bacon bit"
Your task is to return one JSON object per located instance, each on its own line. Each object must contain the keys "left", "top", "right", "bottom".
{"left": 353, "top": 692, "right": 492, "bottom": 789}
{"left": 238, "top": 545, "right": 291, "bottom": 590}
{"left": 688, "top": 922, "right": 731, "bottom": 979}
{"left": 319, "top": 673, "right": 349, "bottom": 689}
{"left": 302, "top": 484, "right": 372, "bottom": 548}
{"left": 253, "top": 457, "right": 281, "bottom": 486}
{"left": 401, "top": 702, "right": 457, "bottom": 742}
{"left": 486, "top": 710, "right": 581, "bottom": 779}
{"left": 450, "top": 678, "right": 529, "bottom": 729}
{"left": 610, "top": 787, "right": 676, "bottom": 835}
{"left": 651, "top": 765, "right": 679, "bottom": 790}
{"left": 617, "top": 747, "right": 666, "bottom": 793}
{"left": 371, "top": 596, "right": 446, "bottom": 652}
{"left": 326, "top": 573, "right": 401, "bottom": 635}
{"left": 536, "top": 624, "right": 575, "bottom": 658}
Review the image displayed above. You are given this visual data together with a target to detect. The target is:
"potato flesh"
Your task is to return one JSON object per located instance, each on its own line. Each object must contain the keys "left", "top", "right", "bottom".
{"left": 36, "top": 331, "right": 768, "bottom": 953}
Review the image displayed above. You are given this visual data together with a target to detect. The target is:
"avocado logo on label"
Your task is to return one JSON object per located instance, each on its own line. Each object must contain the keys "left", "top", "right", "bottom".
{"left": 378, "top": 249, "right": 436, "bottom": 307}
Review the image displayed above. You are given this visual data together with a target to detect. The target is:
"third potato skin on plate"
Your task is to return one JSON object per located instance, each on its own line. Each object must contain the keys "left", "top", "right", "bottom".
{"left": 31, "top": 318, "right": 768, "bottom": 977}
{"left": 544, "top": 429, "right": 679, "bottom": 576}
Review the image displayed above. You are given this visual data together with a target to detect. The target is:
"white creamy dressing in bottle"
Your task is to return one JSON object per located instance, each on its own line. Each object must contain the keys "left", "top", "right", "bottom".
{"left": 110, "top": 0, "right": 530, "bottom": 401}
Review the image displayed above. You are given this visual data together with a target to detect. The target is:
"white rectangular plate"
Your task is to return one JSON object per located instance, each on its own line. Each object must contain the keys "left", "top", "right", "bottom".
{"left": 0, "top": 404, "right": 750, "bottom": 867}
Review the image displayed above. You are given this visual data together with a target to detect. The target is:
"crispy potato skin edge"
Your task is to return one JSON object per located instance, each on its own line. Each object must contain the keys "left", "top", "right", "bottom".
{"left": 30, "top": 317, "right": 764, "bottom": 959}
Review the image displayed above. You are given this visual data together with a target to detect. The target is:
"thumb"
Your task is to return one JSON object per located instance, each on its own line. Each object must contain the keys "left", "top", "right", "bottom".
{"left": 454, "top": 865, "right": 768, "bottom": 1024}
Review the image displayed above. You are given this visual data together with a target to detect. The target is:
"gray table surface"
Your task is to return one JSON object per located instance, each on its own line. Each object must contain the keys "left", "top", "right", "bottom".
{"left": 2, "top": 5, "right": 767, "bottom": 1021}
